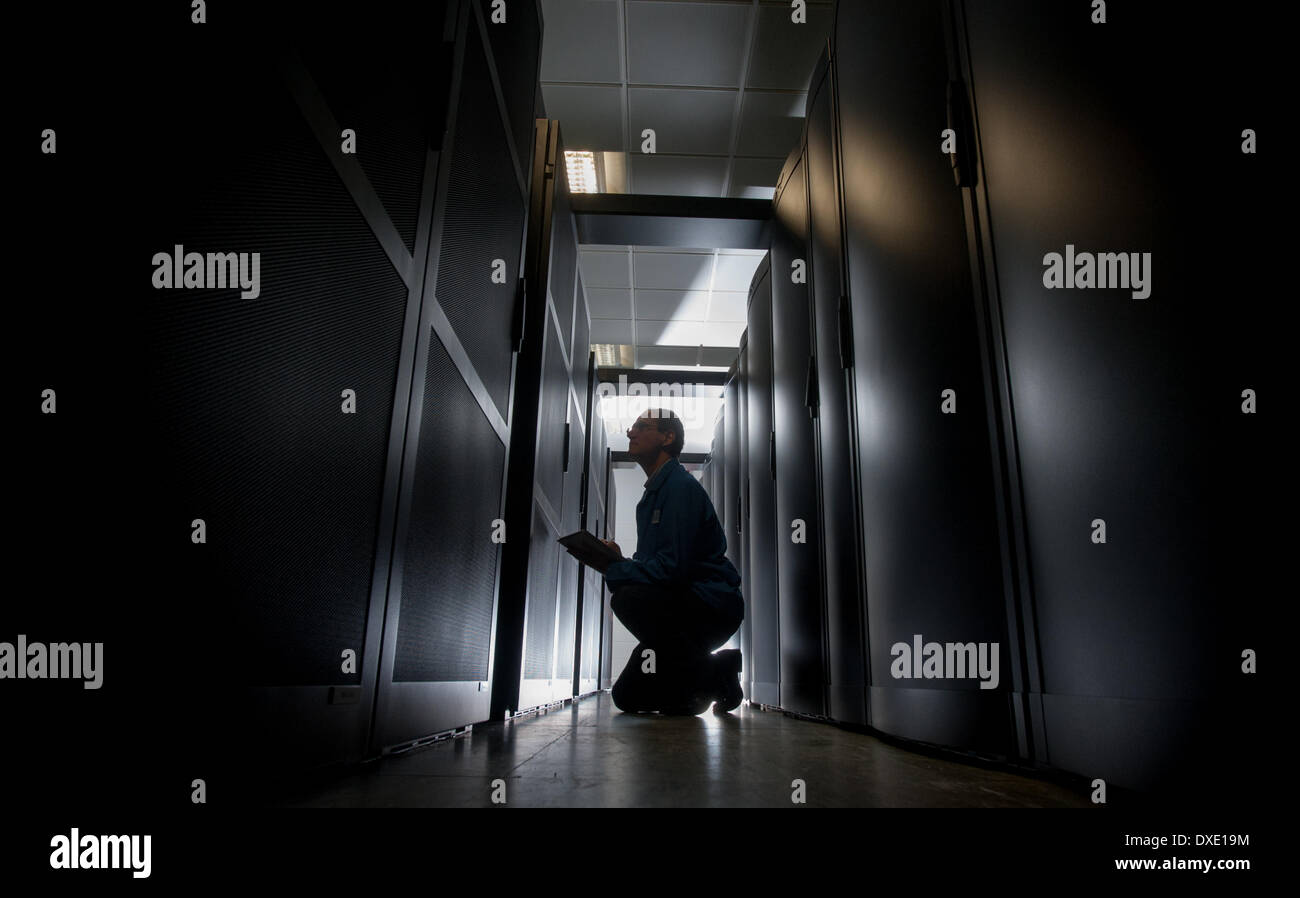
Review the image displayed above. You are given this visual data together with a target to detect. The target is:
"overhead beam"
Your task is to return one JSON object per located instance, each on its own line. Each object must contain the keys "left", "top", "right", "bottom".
{"left": 596, "top": 367, "right": 730, "bottom": 387}
{"left": 571, "top": 193, "right": 771, "bottom": 249}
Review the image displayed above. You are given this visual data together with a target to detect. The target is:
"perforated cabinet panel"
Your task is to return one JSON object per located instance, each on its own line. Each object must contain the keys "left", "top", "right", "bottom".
{"left": 563, "top": 394, "right": 586, "bottom": 532}
{"left": 475, "top": 0, "right": 541, "bottom": 182}
{"left": 573, "top": 273, "right": 591, "bottom": 381}
{"left": 555, "top": 555, "right": 579, "bottom": 681}
{"left": 524, "top": 506, "right": 560, "bottom": 679}
{"left": 536, "top": 317, "right": 570, "bottom": 512}
{"left": 393, "top": 329, "right": 504, "bottom": 682}
{"left": 436, "top": 18, "right": 526, "bottom": 420}
{"left": 298, "top": 45, "right": 430, "bottom": 255}
{"left": 548, "top": 159, "right": 579, "bottom": 362}
{"left": 581, "top": 567, "right": 601, "bottom": 680}
{"left": 142, "top": 53, "right": 406, "bottom": 688}
{"left": 554, "top": 391, "right": 586, "bottom": 682}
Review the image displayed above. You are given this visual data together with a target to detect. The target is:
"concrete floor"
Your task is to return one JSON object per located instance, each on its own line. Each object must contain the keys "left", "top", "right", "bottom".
{"left": 272, "top": 692, "right": 1092, "bottom": 808}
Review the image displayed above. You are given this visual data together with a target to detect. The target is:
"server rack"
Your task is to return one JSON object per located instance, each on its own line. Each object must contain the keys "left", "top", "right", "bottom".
{"left": 136, "top": 0, "right": 542, "bottom": 792}
{"left": 373, "top": 0, "right": 539, "bottom": 754}
{"left": 494, "top": 115, "right": 591, "bottom": 717}
{"left": 744, "top": 257, "right": 781, "bottom": 707}
{"left": 723, "top": 369, "right": 746, "bottom": 657}
{"left": 951, "top": 0, "right": 1271, "bottom": 791}
{"left": 771, "top": 141, "right": 828, "bottom": 718}
{"left": 599, "top": 446, "right": 618, "bottom": 691}
{"left": 832, "top": 0, "right": 1013, "bottom": 756}
{"left": 805, "top": 45, "right": 868, "bottom": 725}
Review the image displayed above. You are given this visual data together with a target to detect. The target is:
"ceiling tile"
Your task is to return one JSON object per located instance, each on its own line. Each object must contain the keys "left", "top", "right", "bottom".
{"left": 637, "top": 319, "right": 745, "bottom": 347}
{"left": 541, "top": 84, "right": 625, "bottom": 151}
{"left": 736, "top": 91, "right": 807, "bottom": 157}
{"left": 580, "top": 250, "right": 632, "bottom": 287}
{"left": 627, "top": 154, "right": 728, "bottom": 196}
{"left": 746, "top": 2, "right": 834, "bottom": 91}
{"left": 633, "top": 251, "right": 714, "bottom": 290}
{"left": 707, "top": 291, "right": 748, "bottom": 322}
{"left": 591, "top": 318, "right": 635, "bottom": 344}
{"left": 712, "top": 253, "right": 764, "bottom": 292}
{"left": 634, "top": 289, "right": 711, "bottom": 320}
{"left": 540, "top": 0, "right": 623, "bottom": 83}
{"left": 627, "top": 88, "right": 736, "bottom": 156}
{"left": 625, "top": 2, "right": 751, "bottom": 88}
{"left": 585, "top": 286, "right": 634, "bottom": 318}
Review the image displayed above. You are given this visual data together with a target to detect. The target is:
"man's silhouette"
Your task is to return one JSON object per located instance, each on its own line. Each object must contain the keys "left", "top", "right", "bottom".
{"left": 600, "top": 408, "right": 744, "bottom": 715}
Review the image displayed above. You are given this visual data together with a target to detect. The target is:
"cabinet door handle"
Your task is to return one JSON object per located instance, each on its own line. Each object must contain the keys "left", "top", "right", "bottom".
{"left": 511, "top": 276, "right": 527, "bottom": 352}
{"left": 946, "top": 79, "right": 974, "bottom": 188}
{"left": 804, "top": 354, "right": 818, "bottom": 415}
{"left": 837, "top": 294, "right": 853, "bottom": 368}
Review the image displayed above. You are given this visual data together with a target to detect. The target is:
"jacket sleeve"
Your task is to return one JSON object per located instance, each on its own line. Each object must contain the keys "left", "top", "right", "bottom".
{"left": 604, "top": 479, "right": 701, "bottom": 588}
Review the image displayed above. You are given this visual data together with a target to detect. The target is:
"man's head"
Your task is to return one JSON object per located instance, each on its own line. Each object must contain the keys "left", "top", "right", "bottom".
{"left": 626, "top": 408, "right": 684, "bottom": 468}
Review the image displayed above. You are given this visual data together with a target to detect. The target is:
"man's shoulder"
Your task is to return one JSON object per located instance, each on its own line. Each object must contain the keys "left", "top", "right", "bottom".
{"left": 665, "top": 461, "right": 706, "bottom": 499}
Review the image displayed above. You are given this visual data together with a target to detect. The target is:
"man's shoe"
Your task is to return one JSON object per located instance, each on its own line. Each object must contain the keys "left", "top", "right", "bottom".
{"left": 661, "top": 690, "right": 715, "bottom": 715}
{"left": 712, "top": 649, "right": 743, "bottom": 713}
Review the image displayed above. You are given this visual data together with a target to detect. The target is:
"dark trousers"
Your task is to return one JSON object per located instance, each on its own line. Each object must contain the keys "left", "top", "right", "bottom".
{"left": 609, "top": 584, "right": 741, "bottom": 713}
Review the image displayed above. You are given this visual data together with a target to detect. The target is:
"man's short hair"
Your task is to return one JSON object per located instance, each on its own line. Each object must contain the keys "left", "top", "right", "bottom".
{"left": 647, "top": 408, "right": 685, "bottom": 457}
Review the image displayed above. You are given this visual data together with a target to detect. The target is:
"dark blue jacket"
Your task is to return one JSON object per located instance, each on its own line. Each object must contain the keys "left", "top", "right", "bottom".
{"left": 604, "top": 457, "right": 744, "bottom": 620}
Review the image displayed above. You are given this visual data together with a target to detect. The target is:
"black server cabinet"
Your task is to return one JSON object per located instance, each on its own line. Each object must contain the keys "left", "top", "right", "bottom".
{"left": 554, "top": 389, "right": 583, "bottom": 694}
{"left": 735, "top": 342, "right": 753, "bottom": 699}
{"left": 744, "top": 258, "right": 781, "bottom": 707}
{"left": 954, "top": 1, "right": 1273, "bottom": 792}
{"left": 373, "top": 0, "right": 532, "bottom": 752}
{"left": 805, "top": 47, "right": 867, "bottom": 725}
{"left": 704, "top": 409, "right": 724, "bottom": 514}
{"left": 578, "top": 442, "right": 604, "bottom": 700}
{"left": 574, "top": 335, "right": 605, "bottom": 697}
{"left": 136, "top": 0, "right": 537, "bottom": 790}
{"left": 834, "top": 1, "right": 1012, "bottom": 755}
{"left": 495, "top": 117, "right": 587, "bottom": 717}
{"left": 599, "top": 447, "right": 618, "bottom": 691}
{"left": 710, "top": 408, "right": 741, "bottom": 653}
{"left": 585, "top": 358, "right": 611, "bottom": 697}
{"left": 712, "top": 409, "right": 726, "bottom": 553}
{"left": 771, "top": 145, "right": 828, "bottom": 717}
{"left": 723, "top": 372, "right": 746, "bottom": 657}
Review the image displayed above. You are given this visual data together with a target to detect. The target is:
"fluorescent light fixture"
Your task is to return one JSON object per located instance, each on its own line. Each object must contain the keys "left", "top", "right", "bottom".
{"left": 641, "top": 365, "right": 731, "bottom": 372}
{"left": 564, "top": 150, "right": 600, "bottom": 194}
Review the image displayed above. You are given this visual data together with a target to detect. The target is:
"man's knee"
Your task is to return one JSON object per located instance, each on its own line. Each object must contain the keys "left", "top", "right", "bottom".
{"left": 611, "top": 666, "right": 648, "bottom": 713}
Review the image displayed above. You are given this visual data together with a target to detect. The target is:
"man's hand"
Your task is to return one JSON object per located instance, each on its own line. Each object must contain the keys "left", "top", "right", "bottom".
{"left": 600, "top": 538, "right": 622, "bottom": 558}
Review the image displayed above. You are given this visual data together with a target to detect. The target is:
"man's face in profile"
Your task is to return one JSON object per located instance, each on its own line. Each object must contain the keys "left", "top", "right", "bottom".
{"left": 626, "top": 412, "right": 667, "bottom": 460}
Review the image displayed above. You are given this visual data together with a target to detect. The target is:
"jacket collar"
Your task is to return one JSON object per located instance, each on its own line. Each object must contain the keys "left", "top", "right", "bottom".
{"left": 644, "top": 456, "right": 679, "bottom": 492}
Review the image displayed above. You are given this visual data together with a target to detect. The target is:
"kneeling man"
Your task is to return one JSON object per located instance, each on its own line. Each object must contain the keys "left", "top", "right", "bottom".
{"left": 602, "top": 409, "right": 744, "bottom": 715}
